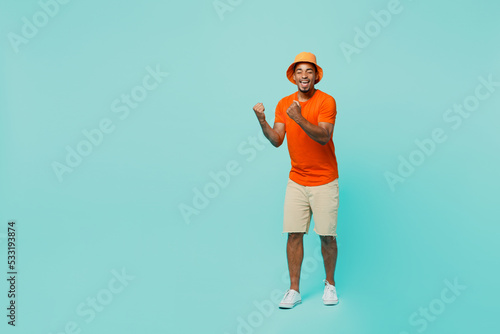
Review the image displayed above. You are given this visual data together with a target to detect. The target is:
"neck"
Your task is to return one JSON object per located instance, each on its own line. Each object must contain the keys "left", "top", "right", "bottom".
{"left": 297, "top": 87, "right": 316, "bottom": 102}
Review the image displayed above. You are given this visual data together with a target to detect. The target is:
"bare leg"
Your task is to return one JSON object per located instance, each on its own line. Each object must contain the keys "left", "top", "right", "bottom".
{"left": 287, "top": 232, "right": 305, "bottom": 292}
{"left": 320, "top": 236, "right": 338, "bottom": 286}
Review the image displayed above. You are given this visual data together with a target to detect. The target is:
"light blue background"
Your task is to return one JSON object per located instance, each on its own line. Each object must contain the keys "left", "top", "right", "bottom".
{"left": 1, "top": 0, "right": 499, "bottom": 333}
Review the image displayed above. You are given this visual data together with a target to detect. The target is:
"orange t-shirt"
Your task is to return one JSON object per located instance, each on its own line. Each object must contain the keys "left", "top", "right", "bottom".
{"left": 275, "top": 89, "right": 338, "bottom": 186}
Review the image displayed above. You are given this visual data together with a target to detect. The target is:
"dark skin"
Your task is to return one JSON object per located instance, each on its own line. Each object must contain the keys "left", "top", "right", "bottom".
{"left": 252, "top": 62, "right": 338, "bottom": 292}
{"left": 287, "top": 233, "right": 337, "bottom": 292}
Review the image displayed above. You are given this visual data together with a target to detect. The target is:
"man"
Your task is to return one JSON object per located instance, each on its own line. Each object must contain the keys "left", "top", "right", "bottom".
{"left": 252, "top": 52, "right": 340, "bottom": 309}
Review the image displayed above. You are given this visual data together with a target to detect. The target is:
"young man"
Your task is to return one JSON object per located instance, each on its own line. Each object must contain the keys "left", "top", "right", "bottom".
{"left": 252, "top": 52, "right": 340, "bottom": 308}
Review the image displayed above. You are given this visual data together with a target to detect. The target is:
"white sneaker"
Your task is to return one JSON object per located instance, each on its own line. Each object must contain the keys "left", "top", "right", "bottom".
{"left": 322, "top": 280, "right": 339, "bottom": 305}
{"left": 279, "top": 289, "right": 301, "bottom": 309}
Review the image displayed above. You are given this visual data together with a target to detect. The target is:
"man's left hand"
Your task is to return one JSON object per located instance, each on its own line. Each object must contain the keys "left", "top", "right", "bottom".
{"left": 286, "top": 101, "right": 303, "bottom": 123}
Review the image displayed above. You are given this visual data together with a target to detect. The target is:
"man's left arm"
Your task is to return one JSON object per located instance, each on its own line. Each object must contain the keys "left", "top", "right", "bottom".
{"left": 286, "top": 100, "right": 334, "bottom": 146}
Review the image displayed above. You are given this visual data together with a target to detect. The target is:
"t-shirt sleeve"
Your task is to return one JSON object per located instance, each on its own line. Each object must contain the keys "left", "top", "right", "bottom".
{"left": 274, "top": 98, "right": 286, "bottom": 123}
{"left": 318, "top": 95, "right": 337, "bottom": 124}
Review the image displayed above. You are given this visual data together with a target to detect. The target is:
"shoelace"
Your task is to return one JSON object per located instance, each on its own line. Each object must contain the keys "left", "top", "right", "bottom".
{"left": 323, "top": 280, "right": 336, "bottom": 294}
{"left": 283, "top": 289, "right": 295, "bottom": 302}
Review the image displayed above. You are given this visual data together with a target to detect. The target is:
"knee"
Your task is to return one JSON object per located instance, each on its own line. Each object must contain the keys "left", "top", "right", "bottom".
{"left": 320, "top": 235, "right": 336, "bottom": 246}
{"left": 288, "top": 232, "right": 304, "bottom": 243}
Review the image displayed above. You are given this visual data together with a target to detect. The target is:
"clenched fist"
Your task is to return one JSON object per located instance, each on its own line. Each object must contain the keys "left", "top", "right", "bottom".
{"left": 253, "top": 102, "right": 266, "bottom": 123}
{"left": 286, "top": 100, "right": 303, "bottom": 123}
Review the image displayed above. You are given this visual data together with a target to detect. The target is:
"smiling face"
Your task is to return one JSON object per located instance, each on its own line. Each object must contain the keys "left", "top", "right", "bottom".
{"left": 293, "top": 62, "right": 317, "bottom": 93}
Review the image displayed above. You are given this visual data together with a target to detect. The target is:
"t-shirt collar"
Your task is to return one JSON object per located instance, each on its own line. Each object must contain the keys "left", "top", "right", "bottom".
{"left": 295, "top": 89, "right": 319, "bottom": 104}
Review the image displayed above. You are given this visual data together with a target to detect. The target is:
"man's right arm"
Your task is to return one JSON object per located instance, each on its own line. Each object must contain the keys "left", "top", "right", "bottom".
{"left": 252, "top": 103, "right": 285, "bottom": 147}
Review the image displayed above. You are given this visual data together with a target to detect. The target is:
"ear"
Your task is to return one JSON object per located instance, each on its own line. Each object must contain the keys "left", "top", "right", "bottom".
{"left": 315, "top": 73, "right": 320, "bottom": 84}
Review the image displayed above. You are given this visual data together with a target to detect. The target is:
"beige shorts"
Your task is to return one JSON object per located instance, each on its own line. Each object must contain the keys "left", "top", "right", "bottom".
{"left": 283, "top": 178, "right": 339, "bottom": 237}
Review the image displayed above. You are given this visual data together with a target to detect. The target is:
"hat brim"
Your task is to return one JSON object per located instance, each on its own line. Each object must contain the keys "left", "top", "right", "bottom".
{"left": 287, "top": 61, "right": 323, "bottom": 85}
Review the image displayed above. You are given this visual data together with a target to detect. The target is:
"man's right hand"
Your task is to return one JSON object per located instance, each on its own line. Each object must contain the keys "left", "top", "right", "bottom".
{"left": 253, "top": 103, "right": 266, "bottom": 123}
{"left": 253, "top": 102, "right": 285, "bottom": 147}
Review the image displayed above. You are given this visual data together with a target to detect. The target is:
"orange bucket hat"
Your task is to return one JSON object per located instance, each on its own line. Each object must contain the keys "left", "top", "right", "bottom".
{"left": 286, "top": 52, "right": 323, "bottom": 84}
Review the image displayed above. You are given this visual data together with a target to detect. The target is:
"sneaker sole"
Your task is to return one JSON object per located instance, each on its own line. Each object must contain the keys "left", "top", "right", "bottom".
{"left": 323, "top": 299, "right": 339, "bottom": 306}
{"left": 279, "top": 300, "right": 302, "bottom": 309}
